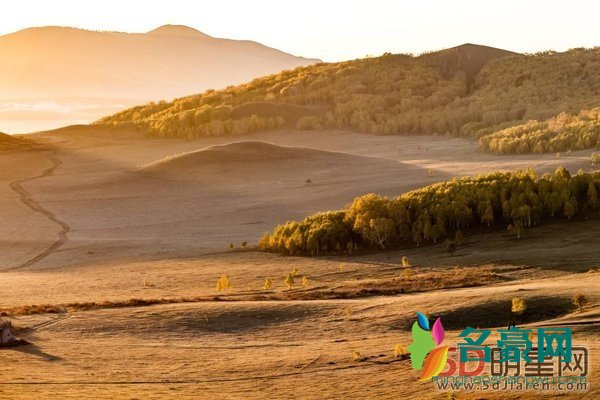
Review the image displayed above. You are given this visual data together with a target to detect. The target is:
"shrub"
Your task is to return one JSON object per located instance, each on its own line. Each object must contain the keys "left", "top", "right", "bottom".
{"left": 263, "top": 277, "right": 272, "bottom": 291}
{"left": 216, "top": 275, "right": 231, "bottom": 291}
{"left": 572, "top": 293, "right": 588, "bottom": 312}
{"left": 393, "top": 344, "right": 407, "bottom": 357}
{"left": 511, "top": 297, "right": 527, "bottom": 315}
{"left": 284, "top": 273, "right": 295, "bottom": 290}
{"left": 445, "top": 240, "right": 456, "bottom": 255}
{"left": 296, "top": 116, "right": 322, "bottom": 130}
{"left": 345, "top": 305, "right": 352, "bottom": 320}
{"left": 454, "top": 230, "right": 464, "bottom": 244}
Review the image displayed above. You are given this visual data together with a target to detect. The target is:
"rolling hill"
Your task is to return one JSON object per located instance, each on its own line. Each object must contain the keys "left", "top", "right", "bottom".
{"left": 98, "top": 44, "right": 600, "bottom": 146}
{"left": 0, "top": 132, "right": 38, "bottom": 151}
{"left": 140, "top": 141, "right": 341, "bottom": 172}
{"left": 0, "top": 25, "right": 319, "bottom": 132}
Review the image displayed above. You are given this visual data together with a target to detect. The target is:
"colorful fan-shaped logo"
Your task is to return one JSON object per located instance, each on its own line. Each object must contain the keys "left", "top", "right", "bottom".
{"left": 407, "top": 312, "right": 448, "bottom": 381}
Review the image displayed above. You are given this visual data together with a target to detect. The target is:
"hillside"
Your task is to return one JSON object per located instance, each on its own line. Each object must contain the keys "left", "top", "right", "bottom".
{"left": 258, "top": 168, "right": 600, "bottom": 255}
{"left": 0, "top": 25, "right": 319, "bottom": 132}
{"left": 480, "top": 107, "right": 600, "bottom": 154}
{"left": 98, "top": 45, "right": 600, "bottom": 141}
{"left": 0, "top": 132, "right": 38, "bottom": 151}
{"left": 141, "top": 141, "right": 351, "bottom": 171}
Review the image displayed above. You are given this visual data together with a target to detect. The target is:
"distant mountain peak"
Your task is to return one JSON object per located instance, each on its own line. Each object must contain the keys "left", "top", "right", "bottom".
{"left": 147, "top": 25, "right": 211, "bottom": 39}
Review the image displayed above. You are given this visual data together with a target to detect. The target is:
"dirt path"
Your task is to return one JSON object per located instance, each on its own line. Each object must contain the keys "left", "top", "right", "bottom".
{"left": 6, "top": 151, "right": 70, "bottom": 270}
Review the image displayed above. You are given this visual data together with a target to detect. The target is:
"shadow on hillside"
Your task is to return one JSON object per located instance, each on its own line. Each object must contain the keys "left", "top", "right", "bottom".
{"left": 349, "top": 219, "right": 600, "bottom": 273}
{"left": 391, "top": 296, "right": 575, "bottom": 331}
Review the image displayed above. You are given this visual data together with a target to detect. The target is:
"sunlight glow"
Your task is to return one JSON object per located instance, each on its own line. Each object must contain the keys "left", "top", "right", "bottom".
{"left": 1, "top": 0, "right": 599, "bottom": 62}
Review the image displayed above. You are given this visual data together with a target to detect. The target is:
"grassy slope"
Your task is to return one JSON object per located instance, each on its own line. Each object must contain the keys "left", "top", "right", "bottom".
{"left": 0, "top": 132, "right": 40, "bottom": 151}
{"left": 97, "top": 45, "right": 600, "bottom": 143}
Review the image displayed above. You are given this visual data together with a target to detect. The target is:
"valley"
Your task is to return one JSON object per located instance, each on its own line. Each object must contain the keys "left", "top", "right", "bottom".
{"left": 0, "top": 127, "right": 597, "bottom": 399}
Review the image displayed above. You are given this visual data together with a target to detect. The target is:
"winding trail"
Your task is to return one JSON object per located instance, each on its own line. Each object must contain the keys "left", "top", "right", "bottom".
{"left": 6, "top": 150, "right": 70, "bottom": 270}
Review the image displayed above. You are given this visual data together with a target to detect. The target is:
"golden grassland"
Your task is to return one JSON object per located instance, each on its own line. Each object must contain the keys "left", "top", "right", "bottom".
{"left": 0, "top": 128, "right": 598, "bottom": 399}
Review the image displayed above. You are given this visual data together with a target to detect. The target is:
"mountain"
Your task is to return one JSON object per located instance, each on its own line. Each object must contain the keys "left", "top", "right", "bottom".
{"left": 0, "top": 25, "right": 319, "bottom": 132}
{"left": 99, "top": 44, "right": 600, "bottom": 146}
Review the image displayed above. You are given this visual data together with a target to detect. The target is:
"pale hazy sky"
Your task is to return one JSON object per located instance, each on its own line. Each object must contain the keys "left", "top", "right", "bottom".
{"left": 1, "top": 0, "right": 599, "bottom": 62}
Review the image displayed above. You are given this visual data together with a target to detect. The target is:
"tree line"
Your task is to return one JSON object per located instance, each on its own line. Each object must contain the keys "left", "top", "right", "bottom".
{"left": 258, "top": 168, "right": 600, "bottom": 255}
{"left": 480, "top": 108, "right": 600, "bottom": 154}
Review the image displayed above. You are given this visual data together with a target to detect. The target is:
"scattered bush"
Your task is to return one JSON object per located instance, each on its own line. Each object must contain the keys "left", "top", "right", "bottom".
{"left": 216, "top": 275, "right": 231, "bottom": 291}
{"left": 445, "top": 240, "right": 456, "bottom": 255}
{"left": 572, "top": 293, "right": 588, "bottom": 312}
{"left": 447, "top": 391, "right": 458, "bottom": 400}
{"left": 284, "top": 273, "right": 295, "bottom": 290}
{"left": 454, "top": 230, "right": 464, "bottom": 244}
{"left": 507, "top": 220, "right": 525, "bottom": 239}
{"left": 511, "top": 297, "right": 527, "bottom": 315}
{"left": 263, "top": 277, "right": 272, "bottom": 291}
{"left": 393, "top": 344, "right": 407, "bottom": 358}
{"left": 297, "top": 116, "right": 322, "bottom": 130}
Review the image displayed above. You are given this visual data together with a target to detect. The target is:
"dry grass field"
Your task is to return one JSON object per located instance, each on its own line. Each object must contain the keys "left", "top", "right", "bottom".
{"left": 0, "top": 126, "right": 598, "bottom": 399}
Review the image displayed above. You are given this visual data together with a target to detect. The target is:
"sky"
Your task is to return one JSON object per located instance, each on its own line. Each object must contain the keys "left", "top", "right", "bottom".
{"left": 1, "top": 0, "right": 599, "bottom": 62}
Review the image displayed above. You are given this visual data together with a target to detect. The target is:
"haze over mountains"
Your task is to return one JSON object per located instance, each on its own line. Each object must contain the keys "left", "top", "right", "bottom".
{"left": 0, "top": 25, "right": 319, "bottom": 133}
